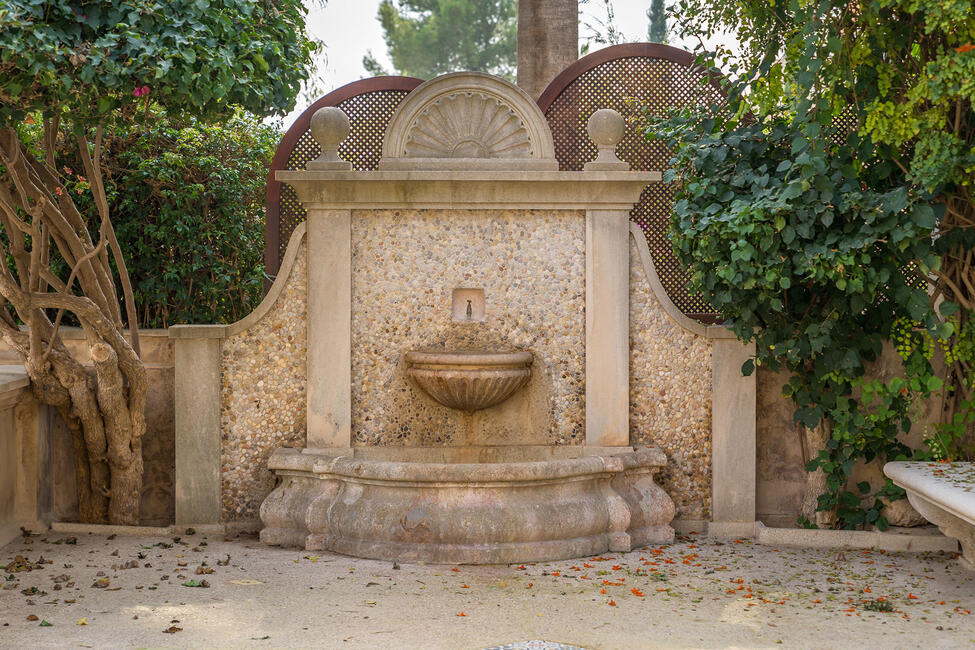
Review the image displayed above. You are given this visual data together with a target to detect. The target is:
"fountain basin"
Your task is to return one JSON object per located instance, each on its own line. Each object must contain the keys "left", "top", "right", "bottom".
{"left": 260, "top": 445, "right": 675, "bottom": 564}
{"left": 404, "top": 350, "right": 532, "bottom": 413}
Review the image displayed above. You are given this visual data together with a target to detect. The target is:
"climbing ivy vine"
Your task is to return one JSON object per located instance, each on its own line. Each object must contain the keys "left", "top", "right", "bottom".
{"left": 649, "top": 0, "right": 975, "bottom": 528}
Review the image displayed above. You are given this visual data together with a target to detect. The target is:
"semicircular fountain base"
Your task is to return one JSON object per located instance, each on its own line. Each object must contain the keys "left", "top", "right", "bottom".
{"left": 259, "top": 445, "right": 676, "bottom": 564}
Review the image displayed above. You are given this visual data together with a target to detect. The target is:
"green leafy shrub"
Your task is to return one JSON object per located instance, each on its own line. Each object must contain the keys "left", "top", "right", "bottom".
{"left": 649, "top": 99, "right": 941, "bottom": 529}
{"left": 65, "top": 109, "right": 280, "bottom": 328}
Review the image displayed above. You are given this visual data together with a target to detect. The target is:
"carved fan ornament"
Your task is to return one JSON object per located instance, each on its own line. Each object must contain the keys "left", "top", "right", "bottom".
{"left": 403, "top": 92, "right": 533, "bottom": 159}
{"left": 379, "top": 72, "right": 559, "bottom": 170}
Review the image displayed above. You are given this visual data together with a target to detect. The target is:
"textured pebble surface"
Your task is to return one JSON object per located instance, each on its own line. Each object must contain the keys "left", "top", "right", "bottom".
{"left": 220, "top": 241, "right": 308, "bottom": 522}
{"left": 350, "top": 209, "right": 586, "bottom": 448}
{"left": 628, "top": 234, "right": 712, "bottom": 520}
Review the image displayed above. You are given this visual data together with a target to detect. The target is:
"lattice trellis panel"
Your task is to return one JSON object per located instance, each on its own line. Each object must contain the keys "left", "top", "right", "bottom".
{"left": 543, "top": 51, "right": 725, "bottom": 323}
{"left": 275, "top": 89, "right": 413, "bottom": 267}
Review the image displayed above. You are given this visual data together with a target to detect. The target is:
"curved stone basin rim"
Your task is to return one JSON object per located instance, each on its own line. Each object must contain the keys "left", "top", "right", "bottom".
{"left": 404, "top": 349, "right": 533, "bottom": 368}
{"left": 310, "top": 448, "right": 656, "bottom": 482}
{"left": 260, "top": 445, "right": 677, "bottom": 564}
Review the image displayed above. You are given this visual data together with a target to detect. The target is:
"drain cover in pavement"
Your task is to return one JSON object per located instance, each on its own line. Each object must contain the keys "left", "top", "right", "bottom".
{"left": 484, "top": 640, "right": 586, "bottom": 650}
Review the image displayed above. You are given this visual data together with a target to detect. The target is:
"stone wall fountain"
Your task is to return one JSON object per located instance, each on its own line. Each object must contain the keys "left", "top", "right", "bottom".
{"left": 258, "top": 72, "right": 676, "bottom": 563}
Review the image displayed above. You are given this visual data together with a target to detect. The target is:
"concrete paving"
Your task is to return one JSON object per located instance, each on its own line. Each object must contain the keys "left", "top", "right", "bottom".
{"left": 1, "top": 529, "right": 973, "bottom": 649}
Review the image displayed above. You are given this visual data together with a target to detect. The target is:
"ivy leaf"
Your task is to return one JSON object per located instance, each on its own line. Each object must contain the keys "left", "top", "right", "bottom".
{"left": 741, "top": 358, "right": 755, "bottom": 376}
{"left": 938, "top": 301, "right": 959, "bottom": 317}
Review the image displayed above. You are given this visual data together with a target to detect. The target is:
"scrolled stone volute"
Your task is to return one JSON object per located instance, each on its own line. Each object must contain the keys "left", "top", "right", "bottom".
{"left": 308, "top": 106, "right": 352, "bottom": 170}
{"left": 584, "top": 108, "right": 629, "bottom": 171}
{"left": 379, "top": 72, "right": 559, "bottom": 171}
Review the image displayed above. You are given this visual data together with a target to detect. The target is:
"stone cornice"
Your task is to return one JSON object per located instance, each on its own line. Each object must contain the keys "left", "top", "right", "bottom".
{"left": 276, "top": 170, "right": 660, "bottom": 210}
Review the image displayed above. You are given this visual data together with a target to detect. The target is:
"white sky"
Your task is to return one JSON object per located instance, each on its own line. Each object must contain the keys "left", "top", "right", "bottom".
{"left": 282, "top": 1, "right": 722, "bottom": 127}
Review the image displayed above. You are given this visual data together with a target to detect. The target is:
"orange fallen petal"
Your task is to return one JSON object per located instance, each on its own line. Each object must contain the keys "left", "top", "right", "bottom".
{"left": 908, "top": 593, "right": 918, "bottom": 599}
{"left": 631, "top": 588, "right": 645, "bottom": 597}
{"left": 460, "top": 584, "right": 469, "bottom": 588}
{"left": 451, "top": 568, "right": 460, "bottom": 572}
{"left": 601, "top": 588, "right": 607, "bottom": 594}
{"left": 608, "top": 600, "right": 616, "bottom": 606}
{"left": 456, "top": 612, "right": 467, "bottom": 617}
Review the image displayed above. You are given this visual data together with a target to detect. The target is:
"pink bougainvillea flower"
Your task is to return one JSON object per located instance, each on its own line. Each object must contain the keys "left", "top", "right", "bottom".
{"left": 54, "top": 186, "right": 63, "bottom": 196}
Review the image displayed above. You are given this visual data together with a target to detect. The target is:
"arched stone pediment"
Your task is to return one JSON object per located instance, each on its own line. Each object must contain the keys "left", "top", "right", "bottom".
{"left": 379, "top": 72, "right": 558, "bottom": 170}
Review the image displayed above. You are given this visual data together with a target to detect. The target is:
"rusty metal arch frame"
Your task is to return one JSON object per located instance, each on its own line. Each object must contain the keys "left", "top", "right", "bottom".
{"left": 537, "top": 42, "right": 725, "bottom": 112}
{"left": 538, "top": 43, "right": 726, "bottom": 324}
{"left": 264, "top": 76, "right": 423, "bottom": 279}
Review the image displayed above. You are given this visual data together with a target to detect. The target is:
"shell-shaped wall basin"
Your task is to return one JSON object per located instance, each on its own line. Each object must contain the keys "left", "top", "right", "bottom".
{"left": 404, "top": 349, "right": 532, "bottom": 413}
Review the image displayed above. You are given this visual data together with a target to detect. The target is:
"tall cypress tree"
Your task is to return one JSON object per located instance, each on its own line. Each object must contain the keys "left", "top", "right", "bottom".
{"left": 646, "top": 0, "right": 669, "bottom": 44}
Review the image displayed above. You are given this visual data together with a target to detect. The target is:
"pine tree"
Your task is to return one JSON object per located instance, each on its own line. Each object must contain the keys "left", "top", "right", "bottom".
{"left": 364, "top": 0, "right": 517, "bottom": 80}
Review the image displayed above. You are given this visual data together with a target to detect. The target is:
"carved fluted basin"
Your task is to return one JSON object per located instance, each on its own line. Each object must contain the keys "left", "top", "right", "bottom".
{"left": 404, "top": 349, "right": 532, "bottom": 413}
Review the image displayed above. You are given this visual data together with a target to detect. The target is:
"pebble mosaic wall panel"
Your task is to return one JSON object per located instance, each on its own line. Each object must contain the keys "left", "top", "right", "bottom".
{"left": 350, "top": 209, "right": 586, "bottom": 447}
{"left": 629, "top": 234, "right": 712, "bottom": 520}
{"left": 220, "top": 243, "right": 308, "bottom": 522}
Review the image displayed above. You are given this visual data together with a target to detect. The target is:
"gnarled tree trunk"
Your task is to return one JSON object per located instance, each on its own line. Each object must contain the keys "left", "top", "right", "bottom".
{"left": 799, "top": 421, "right": 837, "bottom": 528}
{"left": 0, "top": 125, "right": 145, "bottom": 525}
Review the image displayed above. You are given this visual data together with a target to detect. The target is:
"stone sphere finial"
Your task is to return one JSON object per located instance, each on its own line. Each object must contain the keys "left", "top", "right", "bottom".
{"left": 584, "top": 108, "right": 629, "bottom": 171}
{"left": 307, "top": 106, "right": 352, "bottom": 170}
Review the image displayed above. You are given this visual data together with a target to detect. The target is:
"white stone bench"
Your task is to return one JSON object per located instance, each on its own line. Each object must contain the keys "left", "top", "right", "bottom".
{"left": 884, "top": 461, "right": 975, "bottom": 566}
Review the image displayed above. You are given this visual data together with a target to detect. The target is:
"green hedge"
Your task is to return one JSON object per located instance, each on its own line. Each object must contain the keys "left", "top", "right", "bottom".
{"left": 64, "top": 108, "right": 280, "bottom": 328}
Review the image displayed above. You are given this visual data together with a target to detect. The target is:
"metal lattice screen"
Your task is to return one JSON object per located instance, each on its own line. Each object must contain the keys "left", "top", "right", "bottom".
{"left": 276, "top": 90, "right": 413, "bottom": 263}
{"left": 266, "top": 78, "right": 421, "bottom": 277}
{"left": 542, "top": 48, "right": 725, "bottom": 323}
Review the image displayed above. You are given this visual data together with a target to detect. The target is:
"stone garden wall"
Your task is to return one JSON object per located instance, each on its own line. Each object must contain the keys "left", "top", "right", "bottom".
{"left": 219, "top": 240, "right": 308, "bottom": 522}
{"left": 628, "top": 233, "right": 713, "bottom": 521}
{"left": 210, "top": 219, "right": 718, "bottom": 524}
